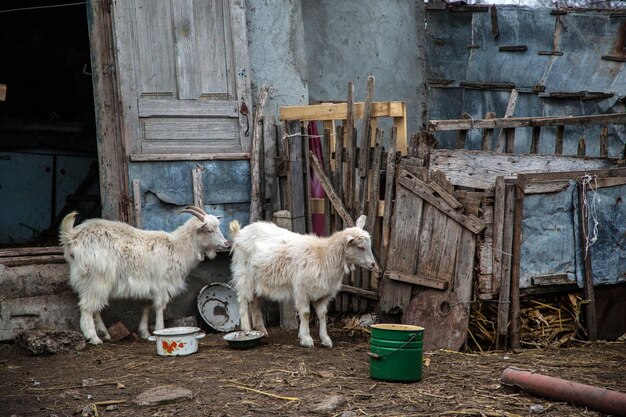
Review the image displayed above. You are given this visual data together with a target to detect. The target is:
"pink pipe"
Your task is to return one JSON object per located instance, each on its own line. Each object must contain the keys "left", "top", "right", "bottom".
{"left": 501, "top": 367, "right": 626, "bottom": 416}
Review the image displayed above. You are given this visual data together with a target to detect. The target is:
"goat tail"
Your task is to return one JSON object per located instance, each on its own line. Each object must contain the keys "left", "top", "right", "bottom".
{"left": 229, "top": 220, "right": 241, "bottom": 241}
{"left": 59, "top": 211, "right": 79, "bottom": 247}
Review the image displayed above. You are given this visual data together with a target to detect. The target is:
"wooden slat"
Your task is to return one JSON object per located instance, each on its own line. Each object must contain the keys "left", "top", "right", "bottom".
{"left": 578, "top": 137, "right": 586, "bottom": 157}
{"left": 531, "top": 274, "right": 570, "bottom": 286}
{"left": 192, "top": 169, "right": 204, "bottom": 209}
{"left": 340, "top": 284, "right": 378, "bottom": 300}
{"left": 380, "top": 128, "right": 397, "bottom": 268}
{"left": 309, "top": 153, "right": 354, "bottom": 228}
{"left": 600, "top": 125, "right": 609, "bottom": 158}
{"left": 303, "top": 124, "right": 313, "bottom": 233}
{"left": 0, "top": 255, "right": 66, "bottom": 267}
{"left": 495, "top": 89, "right": 518, "bottom": 153}
{"left": 428, "top": 112, "right": 626, "bottom": 131}
{"left": 333, "top": 127, "right": 344, "bottom": 231}
{"left": 285, "top": 121, "right": 306, "bottom": 234}
{"left": 510, "top": 174, "right": 525, "bottom": 349}
{"left": 249, "top": 86, "right": 270, "bottom": 223}
{"left": 481, "top": 112, "right": 496, "bottom": 150}
{"left": 456, "top": 113, "right": 471, "bottom": 149}
{"left": 132, "top": 179, "right": 143, "bottom": 229}
{"left": 385, "top": 270, "right": 448, "bottom": 290}
{"left": 496, "top": 183, "right": 515, "bottom": 350}
{"left": 263, "top": 116, "right": 280, "bottom": 219}
{"left": 366, "top": 129, "right": 383, "bottom": 234}
{"left": 530, "top": 126, "right": 541, "bottom": 154}
{"left": 322, "top": 128, "right": 332, "bottom": 235}
{"left": 130, "top": 153, "right": 250, "bottom": 161}
{"left": 279, "top": 101, "right": 406, "bottom": 121}
{"left": 555, "top": 125, "right": 565, "bottom": 155}
{"left": 492, "top": 176, "right": 505, "bottom": 297}
{"left": 345, "top": 83, "right": 355, "bottom": 218}
{"left": 398, "top": 171, "right": 485, "bottom": 234}
{"left": 578, "top": 182, "right": 597, "bottom": 341}
{"left": 358, "top": 76, "right": 375, "bottom": 178}
{"left": 0, "top": 247, "right": 63, "bottom": 258}
{"left": 0, "top": 84, "right": 6, "bottom": 101}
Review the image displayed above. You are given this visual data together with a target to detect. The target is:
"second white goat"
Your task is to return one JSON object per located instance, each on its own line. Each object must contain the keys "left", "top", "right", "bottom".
{"left": 229, "top": 215, "right": 379, "bottom": 348}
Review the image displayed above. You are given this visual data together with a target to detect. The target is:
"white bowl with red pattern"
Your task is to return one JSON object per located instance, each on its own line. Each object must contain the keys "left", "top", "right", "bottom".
{"left": 148, "top": 326, "right": 206, "bottom": 356}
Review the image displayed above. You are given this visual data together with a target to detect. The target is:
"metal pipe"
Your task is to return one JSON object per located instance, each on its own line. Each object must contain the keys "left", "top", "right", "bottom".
{"left": 501, "top": 367, "right": 626, "bottom": 417}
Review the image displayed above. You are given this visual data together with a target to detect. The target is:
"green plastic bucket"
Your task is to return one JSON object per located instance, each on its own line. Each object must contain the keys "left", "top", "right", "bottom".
{"left": 369, "top": 324, "right": 424, "bottom": 382}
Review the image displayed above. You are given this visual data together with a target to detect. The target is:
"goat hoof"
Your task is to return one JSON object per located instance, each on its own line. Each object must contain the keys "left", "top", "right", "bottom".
{"left": 299, "top": 336, "right": 314, "bottom": 348}
{"left": 321, "top": 338, "right": 333, "bottom": 348}
{"left": 102, "top": 334, "right": 112, "bottom": 341}
{"left": 89, "top": 337, "right": 104, "bottom": 345}
{"left": 139, "top": 331, "right": 151, "bottom": 340}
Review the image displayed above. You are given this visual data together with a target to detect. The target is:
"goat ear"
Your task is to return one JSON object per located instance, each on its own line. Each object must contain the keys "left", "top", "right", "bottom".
{"left": 346, "top": 236, "right": 356, "bottom": 246}
{"left": 355, "top": 215, "right": 366, "bottom": 229}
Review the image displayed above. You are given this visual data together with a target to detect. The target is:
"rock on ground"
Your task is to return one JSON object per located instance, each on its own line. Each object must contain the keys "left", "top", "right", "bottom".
{"left": 14, "top": 329, "right": 86, "bottom": 354}
{"left": 309, "top": 394, "right": 347, "bottom": 414}
{"left": 133, "top": 385, "right": 193, "bottom": 406}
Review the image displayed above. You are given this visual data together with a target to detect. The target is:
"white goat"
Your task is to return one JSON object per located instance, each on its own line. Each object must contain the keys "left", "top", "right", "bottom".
{"left": 229, "top": 215, "right": 379, "bottom": 348}
{"left": 59, "top": 206, "right": 229, "bottom": 345}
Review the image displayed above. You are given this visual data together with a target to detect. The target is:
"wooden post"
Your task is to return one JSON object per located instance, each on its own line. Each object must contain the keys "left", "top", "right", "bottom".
{"left": 600, "top": 125, "right": 608, "bottom": 158}
{"left": 555, "top": 125, "right": 565, "bottom": 155}
{"left": 322, "top": 128, "right": 332, "bottom": 235}
{"left": 481, "top": 112, "right": 496, "bottom": 150}
{"left": 263, "top": 115, "right": 280, "bottom": 220}
{"left": 455, "top": 113, "right": 471, "bottom": 149}
{"left": 249, "top": 86, "right": 271, "bottom": 223}
{"left": 303, "top": 123, "right": 313, "bottom": 234}
{"left": 345, "top": 83, "right": 355, "bottom": 217}
{"left": 380, "top": 128, "right": 397, "bottom": 269}
{"left": 132, "top": 179, "right": 142, "bottom": 229}
{"left": 285, "top": 121, "right": 306, "bottom": 234}
{"left": 577, "top": 181, "right": 598, "bottom": 341}
{"left": 192, "top": 168, "right": 204, "bottom": 209}
{"left": 495, "top": 89, "right": 519, "bottom": 153}
{"left": 530, "top": 126, "right": 541, "bottom": 154}
{"left": 333, "top": 127, "right": 344, "bottom": 232}
{"left": 490, "top": 5, "right": 500, "bottom": 38}
{"left": 510, "top": 174, "right": 525, "bottom": 349}
{"left": 578, "top": 137, "right": 586, "bottom": 157}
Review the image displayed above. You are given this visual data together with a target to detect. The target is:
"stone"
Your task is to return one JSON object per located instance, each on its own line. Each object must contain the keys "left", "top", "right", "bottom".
{"left": 134, "top": 385, "right": 193, "bottom": 406}
{"left": 309, "top": 394, "right": 347, "bottom": 414}
{"left": 107, "top": 322, "right": 130, "bottom": 341}
{"left": 14, "top": 329, "right": 86, "bottom": 355}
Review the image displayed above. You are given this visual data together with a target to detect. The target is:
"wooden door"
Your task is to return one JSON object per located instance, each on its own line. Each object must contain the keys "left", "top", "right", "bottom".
{"left": 112, "top": 0, "right": 252, "bottom": 156}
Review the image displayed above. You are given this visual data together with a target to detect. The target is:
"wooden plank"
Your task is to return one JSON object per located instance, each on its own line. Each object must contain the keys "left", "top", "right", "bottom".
{"left": 130, "top": 153, "right": 250, "bottom": 161}
{"left": 555, "top": 125, "right": 565, "bottom": 155}
{"left": 285, "top": 121, "right": 306, "bottom": 234}
{"left": 428, "top": 181, "right": 463, "bottom": 209}
{"left": 530, "top": 126, "right": 541, "bottom": 154}
{"left": 309, "top": 153, "right": 354, "bottom": 228}
{"left": 333, "top": 127, "right": 344, "bottom": 231}
{"left": 398, "top": 171, "right": 485, "bottom": 234}
{"left": 531, "top": 274, "right": 571, "bottom": 286}
{"left": 366, "top": 129, "right": 383, "bottom": 234}
{"left": 510, "top": 174, "right": 525, "bottom": 349}
{"left": 492, "top": 176, "right": 505, "bottom": 296}
{"left": 345, "top": 83, "right": 355, "bottom": 218}
{"left": 481, "top": 112, "right": 496, "bottom": 150}
{"left": 595, "top": 176, "right": 626, "bottom": 188}
{"left": 340, "top": 284, "right": 378, "bottom": 300}
{"left": 322, "top": 128, "right": 332, "bottom": 235}
{"left": 0, "top": 247, "right": 63, "bottom": 258}
{"left": 495, "top": 89, "right": 518, "bottom": 153}
{"left": 490, "top": 5, "right": 499, "bottom": 38}
{"left": 192, "top": 169, "right": 204, "bottom": 209}
{"left": 303, "top": 125, "right": 313, "bottom": 233}
{"left": 454, "top": 227, "right": 476, "bottom": 340}
{"left": 132, "top": 179, "right": 143, "bottom": 229}
{"left": 505, "top": 128, "right": 516, "bottom": 154}
{"left": 263, "top": 116, "right": 280, "bottom": 219}
{"left": 358, "top": 76, "right": 375, "bottom": 179}
{"left": 496, "top": 183, "right": 515, "bottom": 350}
{"left": 393, "top": 106, "right": 408, "bottom": 155}
{"left": 456, "top": 113, "right": 471, "bottom": 149}
{"left": 578, "top": 137, "right": 586, "bottom": 157}
{"left": 0, "top": 84, "right": 6, "bottom": 101}
{"left": 385, "top": 271, "right": 448, "bottom": 290}
{"left": 249, "top": 86, "right": 271, "bottom": 223}
{"left": 429, "top": 149, "right": 616, "bottom": 190}
{"left": 279, "top": 101, "right": 406, "bottom": 121}
{"left": 600, "top": 125, "right": 609, "bottom": 158}
{"left": 428, "top": 112, "right": 626, "bottom": 131}
{"left": 578, "top": 182, "right": 598, "bottom": 341}
{"left": 0, "top": 255, "right": 66, "bottom": 267}
{"left": 380, "top": 128, "right": 397, "bottom": 269}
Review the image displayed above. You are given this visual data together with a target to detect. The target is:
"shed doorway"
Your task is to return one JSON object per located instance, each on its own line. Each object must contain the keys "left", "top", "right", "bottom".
{"left": 0, "top": 1, "right": 100, "bottom": 248}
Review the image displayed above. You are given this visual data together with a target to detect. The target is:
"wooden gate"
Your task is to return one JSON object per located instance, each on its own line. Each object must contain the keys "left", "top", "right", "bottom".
{"left": 379, "top": 167, "right": 485, "bottom": 351}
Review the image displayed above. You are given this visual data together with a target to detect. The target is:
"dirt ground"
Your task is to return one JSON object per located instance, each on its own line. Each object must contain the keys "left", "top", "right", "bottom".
{"left": 1, "top": 323, "right": 625, "bottom": 417}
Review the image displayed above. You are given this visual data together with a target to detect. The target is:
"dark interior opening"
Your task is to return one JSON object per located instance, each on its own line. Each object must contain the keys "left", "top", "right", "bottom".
{"left": 0, "top": 0, "right": 100, "bottom": 248}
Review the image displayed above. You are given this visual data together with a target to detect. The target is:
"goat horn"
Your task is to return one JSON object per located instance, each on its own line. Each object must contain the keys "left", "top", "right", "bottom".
{"left": 180, "top": 206, "right": 206, "bottom": 221}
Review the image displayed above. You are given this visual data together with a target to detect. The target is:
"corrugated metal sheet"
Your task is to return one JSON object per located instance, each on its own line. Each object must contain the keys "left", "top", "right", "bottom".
{"left": 427, "top": 6, "right": 626, "bottom": 156}
{"left": 129, "top": 160, "right": 250, "bottom": 234}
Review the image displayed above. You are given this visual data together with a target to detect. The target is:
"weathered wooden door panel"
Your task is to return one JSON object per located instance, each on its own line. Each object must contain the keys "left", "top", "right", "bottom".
{"left": 380, "top": 169, "right": 484, "bottom": 351}
{"left": 112, "top": 0, "right": 251, "bottom": 155}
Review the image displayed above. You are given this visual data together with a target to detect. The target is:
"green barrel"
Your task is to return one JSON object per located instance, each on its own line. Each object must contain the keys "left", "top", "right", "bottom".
{"left": 369, "top": 324, "right": 424, "bottom": 382}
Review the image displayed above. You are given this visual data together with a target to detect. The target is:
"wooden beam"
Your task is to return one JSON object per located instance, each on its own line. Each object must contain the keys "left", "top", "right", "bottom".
{"left": 481, "top": 112, "right": 496, "bottom": 150}
{"left": 0, "top": 255, "right": 66, "bottom": 267}
{"left": 530, "top": 126, "right": 541, "bottom": 154}
{"left": 0, "top": 246, "right": 63, "bottom": 258}
{"left": 510, "top": 174, "right": 525, "bottom": 349}
{"left": 398, "top": 171, "right": 485, "bottom": 234}
{"left": 340, "top": 284, "right": 378, "bottom": 300}
{"left": 555, "top": 125, "right": 565, "bottom": 155}
{"left": 578, "top": 182, "right": 597, "bottom": 341}
{"left": 132, "top": 179, "right": 142, "bottom": 229}
{"left": 380, "top": 128, "right": 397, "bottom": 268}
{"left": 279, "top": 101, "right": 406, "bottom": 121}
{"left": 130, "top": 153, "right": 250, "bottom": 161}
{"left": 495, "top": 89, "right": 519, "bottom": 153}
{"left": 385, "top": 270, "right": 449, "bottom": 290}
{"left": 600, "top": 125, "right": 609, "bottom": 158}
{"left": 249, "top": 86, "right": 271, "bottom": 223}
{"left": 428, "top": 112, "right": 626, "bottom": 131}
{"left": 309, "top": 152, "right": 354, "bottom": 228}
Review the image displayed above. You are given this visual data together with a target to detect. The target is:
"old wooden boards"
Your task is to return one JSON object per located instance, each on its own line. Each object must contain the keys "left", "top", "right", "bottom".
{"left": 379, "top": 167, "right": 485, "bottom": 351}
